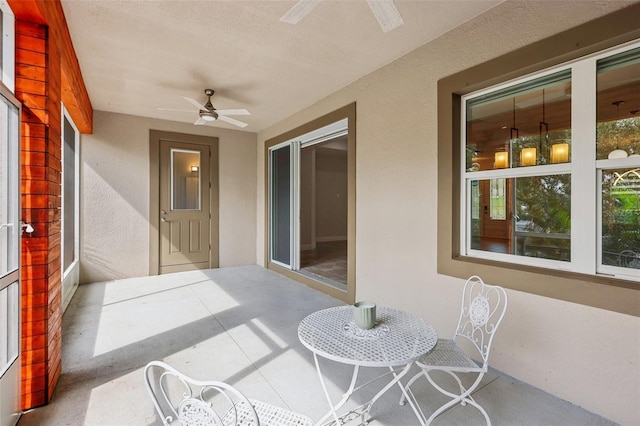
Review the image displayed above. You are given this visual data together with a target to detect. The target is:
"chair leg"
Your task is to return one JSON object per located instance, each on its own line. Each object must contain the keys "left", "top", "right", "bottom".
{"left": 421, "top": 370, "right": 490, "bottom": 426}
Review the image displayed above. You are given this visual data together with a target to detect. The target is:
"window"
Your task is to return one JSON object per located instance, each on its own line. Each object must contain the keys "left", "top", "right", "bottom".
{"left": 437, "top": 9, "right": 639, "bottom": 315}
{"left": 0, "top": 0, "right": 14, "bottom": 91}
{"left": 0, "top": 88, "right": 20, "bottom": 379}
{"left": 596, "top": 48, "right": 640, "bottom": 277}
{"left": 461, "top": 42, "right": 639, "bottom": 280}
{"left": 62, "top": 109, "right": 80, "bottom": 276}
{"left": 170, "top": 149, "right": 201, "bottom": 211}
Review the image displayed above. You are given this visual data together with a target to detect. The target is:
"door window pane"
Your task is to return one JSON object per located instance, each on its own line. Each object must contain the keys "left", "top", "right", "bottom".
{"left": 270, "top": 146, "right": 291, "bottom": 266}
{"left": 601, "top": 168, "right": 640, "bottom": 269}
{"left": 171, "top": 149, "right": 200, "bottom": 210}
{"left": 596, "top": 47, "right": 640, "bottom": 160}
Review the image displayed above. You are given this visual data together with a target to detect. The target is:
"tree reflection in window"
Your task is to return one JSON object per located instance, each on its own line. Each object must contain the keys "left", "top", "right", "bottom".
{"left": 602, "top": 168, "right": 640, "bottom": 269}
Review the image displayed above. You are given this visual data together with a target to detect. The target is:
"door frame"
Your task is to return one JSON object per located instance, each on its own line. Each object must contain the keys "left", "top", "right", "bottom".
{"left": 264, "top": 103, "right": 356, "bottom": 304}
{"left": 149, "top": 130, "right": 219, "bottom": 275}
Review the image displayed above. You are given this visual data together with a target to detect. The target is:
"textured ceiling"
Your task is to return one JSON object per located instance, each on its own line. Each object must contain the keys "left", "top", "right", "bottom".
{"left": 61, "top": 0, "right": 503, "bottom": 132}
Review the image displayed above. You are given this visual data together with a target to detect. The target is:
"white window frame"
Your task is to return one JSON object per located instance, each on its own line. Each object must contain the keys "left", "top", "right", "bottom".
{"left": 61, "top": 106, "right": 80, "bottom": 279}
{"left": 460, "top": 39, "right": 640, "bottom": 282}
{"left": 0, "top": 0, "right": 14, "bottom": 92}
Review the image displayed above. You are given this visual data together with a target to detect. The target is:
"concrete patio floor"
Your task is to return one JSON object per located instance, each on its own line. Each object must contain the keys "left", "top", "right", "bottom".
{"left": 17, "top": 265, "right": 616, "bottom": 425}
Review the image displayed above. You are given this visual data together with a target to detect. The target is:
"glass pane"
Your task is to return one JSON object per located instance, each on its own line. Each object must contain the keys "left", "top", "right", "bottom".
{"left": 171, "top": 149, "right": 200, "bottom": 210}
{"left": 7, "top": 282, "right": 17, "bottom": 361}
{"left": 0, "top": 288, "right": 6, "bottom": 368}
{"left": 271, "top": 146, "right": 290, "bottom": 265}
{"left": 0, "top": 10, "right": 4, "bottom": 78}
{"left": 489, "top": 178, "right": 506, "bottom": 219}
{"left": 0, "top": 97, "right": 18, "bottom": 275}
{"left": 601, "top": 168, "right": 640, "bottom": 269}
{"left": 596, "top": 47, "right": 640, "bottom": 160}
{"left": 466, "top": 71, "right": 572, "bottom": 170}
{"left": 470, "top": 175, "right": 571, "bottom": 261}
{"left": 0, "top": 282, "right": 18, "bottom": 376}
{"left": 63, "top": 116, "right": 76, "bottom": 271}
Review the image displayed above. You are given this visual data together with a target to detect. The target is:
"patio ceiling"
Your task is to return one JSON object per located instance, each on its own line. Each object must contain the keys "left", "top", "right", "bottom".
{"left": 60, "top": 0, "right": 503, "bottom": 133}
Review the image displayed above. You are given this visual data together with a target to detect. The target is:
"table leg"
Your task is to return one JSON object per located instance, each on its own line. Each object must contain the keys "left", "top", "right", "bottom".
{"left": 392, "top": 364, "right": 427, "bottom": 426}
{"left": 314, "top": 353, "right": 361, "bottom": 426}
{"left": 358, "top": 362, "right": 413, "bottom": 422}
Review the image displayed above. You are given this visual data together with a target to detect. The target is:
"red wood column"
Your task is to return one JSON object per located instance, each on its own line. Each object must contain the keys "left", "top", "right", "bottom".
{"left": 16, "top": 20, "right": 63, "bottom": 410}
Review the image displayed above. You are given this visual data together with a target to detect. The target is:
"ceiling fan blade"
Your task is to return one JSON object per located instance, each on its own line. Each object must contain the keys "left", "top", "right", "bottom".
{"left": 280, "top": 0, "right": 322, "bottom": 24}
{"left": 367, "top": 0, "right": 403, "bottom": 33}
{"left": 216, "top": 109, "right": 250, "bottom": 116}
{"left": 194, "top": 117, "right": 207, "bottom": 126}
{"left": 157, "top": 107, "right": 194, "bottom": 112}
{"left": 218, "top": 115, "right": 248, "bottom": 128}
{"left": 183, "top": 96, "right": 208, "bottom": 111}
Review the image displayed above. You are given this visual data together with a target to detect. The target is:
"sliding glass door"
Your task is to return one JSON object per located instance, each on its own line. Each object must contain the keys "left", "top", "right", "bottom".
{"left": 268, "top": 119, "right": 348, "bottom": 289}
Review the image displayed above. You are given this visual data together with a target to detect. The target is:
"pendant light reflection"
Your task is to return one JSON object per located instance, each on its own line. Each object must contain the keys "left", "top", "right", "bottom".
{"left": 495, "top": 151, "right": 509, "bottom": 169}
{"left": 520, "top": 147, "right": 537, "bottom": 166}
{"left": 550, "top": 143, "right": 569, "bottom": 163}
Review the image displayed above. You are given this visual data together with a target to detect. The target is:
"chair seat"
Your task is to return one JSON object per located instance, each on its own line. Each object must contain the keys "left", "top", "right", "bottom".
{"left": 416, "top": 338, "right": 483, "bottom": 372}
{"left": 222, "top": 400, "right": 313, "bottom": 426}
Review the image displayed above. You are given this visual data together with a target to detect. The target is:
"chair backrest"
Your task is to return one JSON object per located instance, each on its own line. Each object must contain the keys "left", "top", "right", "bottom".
{"left": 144, "top": 360, "right": 260, "bottom": 425}
{"left": 452, "top": 276, "right": 508, "bottom": 367}
{"left": 618, "top": 250, "right": 640, "bottom": 268}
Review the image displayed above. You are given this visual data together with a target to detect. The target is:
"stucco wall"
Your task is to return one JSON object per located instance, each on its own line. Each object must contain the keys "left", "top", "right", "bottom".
{"left": 256, "top": 1, "right": 640, "bottom": 424}
{"left": 80, "top": 110, "right": 257, "bottom": 283}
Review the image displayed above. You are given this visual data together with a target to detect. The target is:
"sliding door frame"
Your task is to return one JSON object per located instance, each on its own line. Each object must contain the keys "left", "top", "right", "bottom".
{"left": 265, "top": 103, "right": 356, "bottom": 304}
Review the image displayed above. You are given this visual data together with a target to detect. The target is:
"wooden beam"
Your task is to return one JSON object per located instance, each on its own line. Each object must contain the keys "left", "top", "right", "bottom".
{"left": 9, "top": 0, "right": 93, "bottom": 133}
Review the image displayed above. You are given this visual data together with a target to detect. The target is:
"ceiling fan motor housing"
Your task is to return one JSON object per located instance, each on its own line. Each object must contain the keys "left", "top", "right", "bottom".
{"left": 200, "top": 89, "right": 218, "bottom": 120}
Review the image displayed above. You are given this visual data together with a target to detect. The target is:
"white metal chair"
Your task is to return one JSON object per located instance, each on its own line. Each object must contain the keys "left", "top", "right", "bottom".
{"left": 144, "top": 361, "right": 313, "bottom": 426}
{"left": 618, "top": 250, "right": 640, "bottom": 269}
{"left": 400, "top": 275, "right": 508, "bottom": 425}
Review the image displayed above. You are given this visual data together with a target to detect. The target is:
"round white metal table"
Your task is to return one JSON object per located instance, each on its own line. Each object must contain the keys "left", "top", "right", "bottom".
{"left": 298, "top": 306, "right": 437, "bottom": 425}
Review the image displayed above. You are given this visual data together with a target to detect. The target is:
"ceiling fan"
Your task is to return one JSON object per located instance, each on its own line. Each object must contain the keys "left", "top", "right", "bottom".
{"left": 159, "top": 89, "right": 250, "bottom": 128}
{"left": 280, "top": 0, "right": 403, "bottom": 33}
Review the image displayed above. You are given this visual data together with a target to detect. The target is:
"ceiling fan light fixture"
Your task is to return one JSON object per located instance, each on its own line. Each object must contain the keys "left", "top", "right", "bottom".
{"left": 200, "top": 110, "right": 218, "bottom": 121}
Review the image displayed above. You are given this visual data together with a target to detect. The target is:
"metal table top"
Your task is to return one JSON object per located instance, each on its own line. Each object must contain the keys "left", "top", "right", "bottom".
{"left": 298, "top": 305, "right": 437, "bottom": 368}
